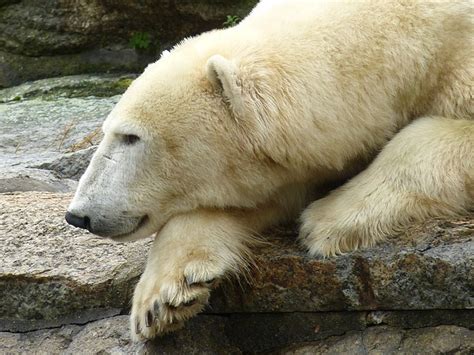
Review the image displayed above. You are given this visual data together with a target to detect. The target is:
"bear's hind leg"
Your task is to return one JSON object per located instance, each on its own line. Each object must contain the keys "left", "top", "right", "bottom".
{"left": 300, "top": 116, "right": 473, "bottom": 257}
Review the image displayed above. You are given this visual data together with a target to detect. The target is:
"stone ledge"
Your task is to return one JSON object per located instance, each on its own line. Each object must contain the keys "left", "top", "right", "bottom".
{"left": 211, "top": 217, "right": 474, "bottom": 313}
{"left": 1, "top": 191, "right": 472, "bottom": 326}
{"left": 1, "top": 191, "right": 473, "bottom": 353}
{"left": 1, "top": 312, "right": 473, "bottom": 354}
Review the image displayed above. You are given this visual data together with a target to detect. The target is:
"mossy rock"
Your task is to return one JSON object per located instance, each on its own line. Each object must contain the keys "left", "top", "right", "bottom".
{"left": 0, "top": 74, "right": 137, "bottom": 102}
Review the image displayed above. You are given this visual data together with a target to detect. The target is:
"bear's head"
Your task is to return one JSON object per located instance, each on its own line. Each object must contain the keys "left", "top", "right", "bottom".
{"left": 66, "top": 46, "right": 289, "bottom": 241}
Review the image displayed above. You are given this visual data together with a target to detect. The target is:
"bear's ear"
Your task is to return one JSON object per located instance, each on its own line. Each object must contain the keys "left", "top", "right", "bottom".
{"left": 206, "top": 55, "right": 246, "bottom": 117}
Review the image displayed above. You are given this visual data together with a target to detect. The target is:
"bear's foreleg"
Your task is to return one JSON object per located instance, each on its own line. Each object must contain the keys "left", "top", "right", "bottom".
{"left": 130, "top": 204, "right": 286, "bottom": 341}
{"left": 300, "top": 116, "right": 473, "bottom": 256}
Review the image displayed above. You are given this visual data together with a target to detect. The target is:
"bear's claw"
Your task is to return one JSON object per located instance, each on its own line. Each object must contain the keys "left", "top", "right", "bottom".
{"left": 145, "top": 310, "right": 153, "bottom": 327}
{"left": 130, "top": 258, "right": 225, "bottom": 341}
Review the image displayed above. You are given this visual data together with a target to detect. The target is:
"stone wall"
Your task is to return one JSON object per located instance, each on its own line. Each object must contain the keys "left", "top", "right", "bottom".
{"left": 0, "top": 0, "right": 258, "bottom": 87}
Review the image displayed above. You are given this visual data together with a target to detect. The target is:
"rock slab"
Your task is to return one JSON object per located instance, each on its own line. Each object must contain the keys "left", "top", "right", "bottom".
{"left": 0, "top": 192, "right": 152, "bottom": 325}
{"left": 1, "top": 192, "right": 473, "bottom": 325}
{"left": 212, "top": 217, "right": 474, "bottom": 313}
{"left": 1, "top": 314, "right": 472, "bottom": 354}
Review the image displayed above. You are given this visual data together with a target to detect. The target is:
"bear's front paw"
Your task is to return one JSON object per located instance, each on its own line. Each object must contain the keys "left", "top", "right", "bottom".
{"left": 130, "top": 258, "right": 223, "bottom": 341}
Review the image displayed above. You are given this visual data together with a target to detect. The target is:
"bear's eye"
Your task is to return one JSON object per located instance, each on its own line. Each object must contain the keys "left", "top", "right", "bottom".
{"left": 122, "top": 134, "right": 140, "bottom": 145}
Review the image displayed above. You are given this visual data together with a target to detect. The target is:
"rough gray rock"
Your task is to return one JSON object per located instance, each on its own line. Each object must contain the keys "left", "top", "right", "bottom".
{"left": 0, "top": 168, "right": 77, "bottom": 193}
{"left": 0, "top": 324, "right": 83, "bottom": 354}
{"left": 65, "top": 316, "right": 144, "bottom": 354}
{"left": 0, "top": 192, "right": 152, "bottom": 324}
{"left": 0, "top": 96, "right": 112, "bottom": 169}
{"left": 0, "top": 76, "right": 122, "bottom": 190}
{"left": 282, "top": 325, "right": 474, "bottom": 355}
{"left": 0, "top": 0, "right": 258, "bottom": 87}
{"left": 0, "top": 93, "right": 114, "bottom": 170}
{"left": 1, "top": 192, "right": 473, "bottom": 325}
{"left": 210, "top": 218, "right": 474, "bottom": 313}
{"left": 1, "top": 314, "right": 472, "bottom": 354}
{"left": 35, "top": 146, "right": 97, "bottom": 181}
{"left": 0, "top": 316, "right": 144, "bottom": 354}
{"left": 0, "top": 48, "right": 151, "bottom": 89}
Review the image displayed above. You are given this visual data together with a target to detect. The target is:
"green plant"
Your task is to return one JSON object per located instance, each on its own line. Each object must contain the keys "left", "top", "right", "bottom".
{"left": 129, "top": 32, "right": 152, "bottom": 50}
{"left": 223, "top": 15, "right": 240, "bottom": 28}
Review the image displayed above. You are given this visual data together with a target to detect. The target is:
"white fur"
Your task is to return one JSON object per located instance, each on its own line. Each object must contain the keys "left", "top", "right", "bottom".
{"left": 67, "top": 0, "right": 473, "bottom": 340}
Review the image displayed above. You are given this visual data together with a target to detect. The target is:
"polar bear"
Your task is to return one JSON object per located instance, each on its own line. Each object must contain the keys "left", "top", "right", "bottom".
{"left": 66, "top": 0, "right": 473, "bottom": 340}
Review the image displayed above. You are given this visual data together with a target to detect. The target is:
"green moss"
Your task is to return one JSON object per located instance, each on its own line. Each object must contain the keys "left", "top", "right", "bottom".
{"left": 128, "top": 32, "right": 160, "bottom": 56}
{"left": 50, "top": 77, "right": 135, "bottom": 98}
{"left": 129, "top": 32, "right": 152, "bottom": 50}
{"left": 113, "top": 77, "right": 134, "bottom": 90}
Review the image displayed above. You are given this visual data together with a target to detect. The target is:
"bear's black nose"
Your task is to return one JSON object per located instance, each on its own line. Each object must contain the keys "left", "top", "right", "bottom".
{"left": 65, "top": 212, "right": 91, "bottom": 231}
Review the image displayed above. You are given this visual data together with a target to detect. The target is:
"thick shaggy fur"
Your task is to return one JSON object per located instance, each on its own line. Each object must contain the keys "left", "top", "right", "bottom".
{"left": 67, "top": 0, "right": 473, "bottom": 340}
